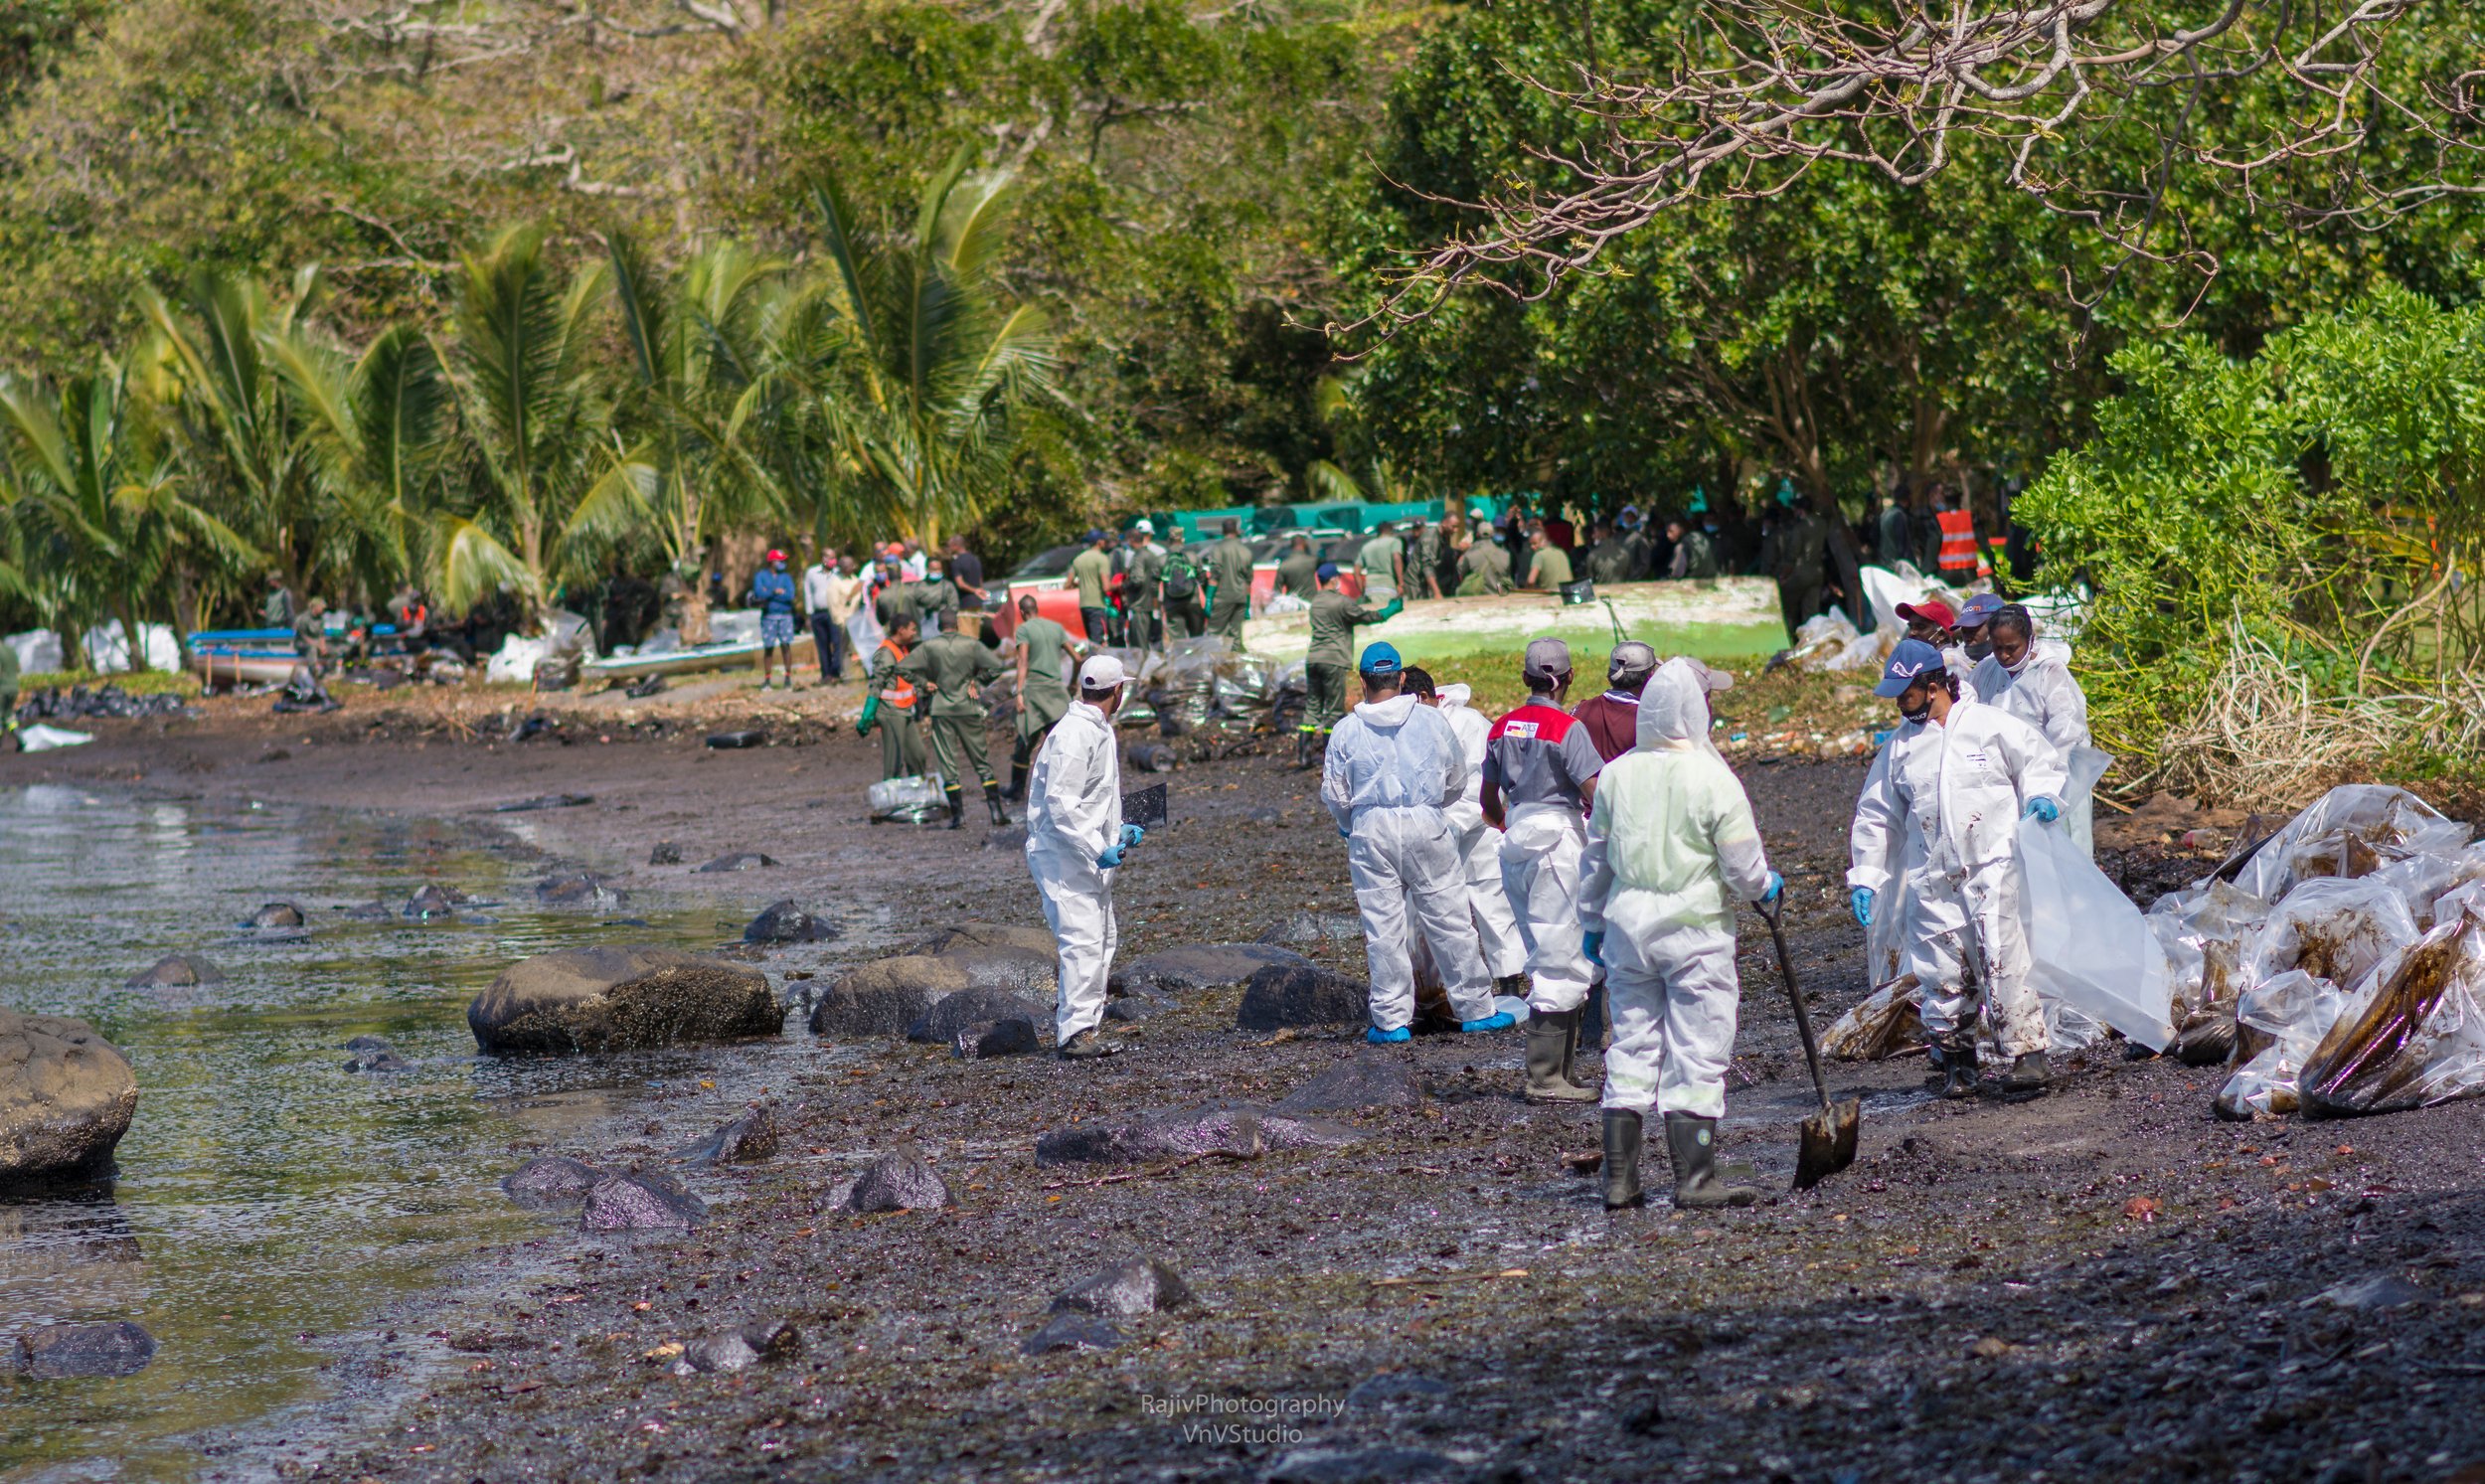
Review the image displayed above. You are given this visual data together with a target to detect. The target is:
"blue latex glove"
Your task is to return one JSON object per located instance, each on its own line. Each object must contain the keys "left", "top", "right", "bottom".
{"left": 1851, "top": 887, "right": 1875, "bottom": 927}
{"left": 1096, "top": 844, "right": 1127, "bottom": 870}
{"left": 1581, "top": 929, "right": 1604, "bottom": 967}
{"left": 1761, "top": 871, "right": 1784, "bottom": 905}
{"left": 1117, "top": 824, "right": 1145, "bottom": 851}
{"left": 2024, "top": 796, "right": 2061, "bottom": 824}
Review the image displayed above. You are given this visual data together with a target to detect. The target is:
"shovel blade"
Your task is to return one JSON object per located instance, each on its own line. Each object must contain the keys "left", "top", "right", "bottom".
{"left": 1792, "top": 1097, "right": 1862, "bottom": 1190}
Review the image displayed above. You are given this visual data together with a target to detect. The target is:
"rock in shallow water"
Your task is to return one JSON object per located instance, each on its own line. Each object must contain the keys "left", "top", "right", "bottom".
{"left": 342, "top": 1037, "right": 411, "bottom": 1072}
{"left": 123, "top": 953, "right": 225, "bottom": 989}
{"left": 696, "top": 851, "right": 776, "bottom": 873}
{"left": 744, "top": 901, "right": 836, "bottom": 944}
{"left": 1109, "top": 944, "right": 1311, "bottom": 998}
{"left": 580, "top": 1172, "right": 706, "bottom": 1232}
{"left": 809, "top": 945, "right": 1054, "bottom": 1038}
{"left": 11, "top": 1320, "right": 156, "bottom": 1378}
{"left": 1021, "top": 1313, "right": 1123, "bottom": 1355}
{"left": 1033, "top": 1104, "right": 1360, "bottom": 1167}
{"left": 404, "top": 884, "right": 467, "bottom": 919}
{"left": 467, "top": 944, "right": 780, "bottom": 1054}
{"left": 1238, "top": 963, "right": 1370, "bottom": 1031}
{"left": 537, "top": 873, "right": 626, "bottom": 909}
{"left": 953, "top": 1019, "right": 1040, "bottom": 1060}
{"left": 245, "top": 902, "right": 305, "bottom": 928}
{"left": 832, "top": 1151, "right": 950, "bottom": 1213}
{"left": 1275, "top": 1055, "right": 1424, "bottom": 1113}
{"left": 675, "top": 1320, "right": 801, "bottom": 1374}
{"left": 502, "top": 1156, "right": 608, "bottom": 1209}
{"left": 1050, "top": 1257, "right": 1196, "bottom": 1317}
{"left": 0, "top": 1009, "right": 138, "bottom": 1185}
{"left": 672, "top": 1105, "right": 779, "bottom": 1167}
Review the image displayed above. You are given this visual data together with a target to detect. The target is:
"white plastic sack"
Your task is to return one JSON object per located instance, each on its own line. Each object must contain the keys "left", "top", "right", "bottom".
{"left": 2063, "top": 744, "right": 2110, "bottom": 859}
{"left": 707, "top": 608, "right": 761, "bottom": 646}
{"left": 542, "top": 608, "right": 598, "bottom": 660}
{"left": 2017, "top": 815, "right": 2177, "bottom": 1050}
{"left": 868, "top": 773, "right": 946, "bottom": 822}
{"left": 1263, "top": 592, "right": 1310, "bottom": 615}
{"left": 4, "top": 629, "right": 64, "bottom": 674}
{"left": 81, "top": 620, "right": 180, "bottom": 673}
{"left": 17, "top": 724, "right": 92, "bottom": 751}
{"left": 2236, "top": 877, "right": 2419, "bottom": 1004}
{"left": 484, "top": 635, "right": 548, "bottom": 684}
{"left": 2215, "top": 968, "right": 2356, "bottom": 1119}
{"left": 2229, "top": 784, "right": 2450, "bottom": 902}
{"left": 1856, "top": 565, "right": 1931, "bottom": 635}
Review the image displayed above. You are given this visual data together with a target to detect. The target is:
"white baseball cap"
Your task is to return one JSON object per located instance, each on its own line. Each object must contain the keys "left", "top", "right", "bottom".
{"left": 1078, "top": 654, "right": 1129, "bottom": 691}
{"left": 1131, "top": 518, "right": 1155, "bottom": 535}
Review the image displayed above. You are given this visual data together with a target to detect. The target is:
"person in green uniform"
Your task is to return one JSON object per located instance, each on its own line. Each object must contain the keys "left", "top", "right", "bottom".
{"left": 1407, "top": 519, "right": 1447, "bottom": 599}
{"left": 1456, "top": 533, "right": 1514, "bottom": 595}
{"left": 1069, "top": 529, "right": 1113, "bottom": 645}
{"left": 1300, "top": 563, "right": 1403, "bottom": 758}
{"left": 1159, "top": 528, "right": 1207, "bottom": 639}
{"left": 915, "top": 558, "right": 958, "bottom": 636}
{"left": 1205, "top": 517, "right": 1256, "bottom": 646}
{"left": 875, "top": 567, "right": 920, "bottom": 636}
{"left": 1006, "top": 593, "right": 1076, "bottom": 801}
{"left": 901, "top": 622, "right": 1011, "bottom": 829}
{"left": 1123, "top": 521, "right": 1166, "bottom": 656}
{"left": 1356, "top": 522, "right": 1407, "bottom": 602}
{"left": 263, "top": 573, "right": 295, "bottom": 628}
{"left": 857, "top": 616, "right": 927, "bottom": 781}
{"left": 291, "top": 597, "right": 332, "bottom": 678}
{"left": 1275, "top": 534, "right": 1318, "bottom": 601}
{"left": 1666, "top": 516, "right": 1720, "bottom": 579}
{"left": 1582, "top": 522, "right": 1635, "bottom": 585}
{"left": 1524, "top": 526, "right": 1574, "bottom": 589}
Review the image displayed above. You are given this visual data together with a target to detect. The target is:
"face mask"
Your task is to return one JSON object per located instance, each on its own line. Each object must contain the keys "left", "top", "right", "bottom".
{"left": 2002, "top": 646, "right": 2032, "bottom": 675}
{"left": 1901, "top": 697, "right": 1933, "bottom": 725}
{"left": 1965, "top": 638, "right": 1993, "bottom": 663}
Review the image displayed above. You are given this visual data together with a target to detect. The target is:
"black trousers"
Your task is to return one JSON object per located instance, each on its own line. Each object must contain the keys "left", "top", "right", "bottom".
{"left": 809, "top": 613, "right": 845, "bottom": 679}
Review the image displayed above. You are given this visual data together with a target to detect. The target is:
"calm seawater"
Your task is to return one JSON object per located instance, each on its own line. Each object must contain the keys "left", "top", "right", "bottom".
{"left": 0, "top": 785, "right": 812, "bottom": 1482}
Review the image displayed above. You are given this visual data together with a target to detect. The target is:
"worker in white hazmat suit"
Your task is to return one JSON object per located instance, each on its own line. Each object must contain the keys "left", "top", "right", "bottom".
{"left": 1322, "top": 642, "right": 1515, "bottom": 1044}
{"left": 1483, "top": 637, "right": 1606, "bottom": 1100}
{"left": 1966, "top": 600, "right": 2097, "bottom": 854}
{"left": 1416, "top": 669, "right": 1529, "bottom": 992}
{"left": 1848, "top": 638, "right": 2071, "bottom": 1097}
{"left": 1579, "top": 659, "right": 1782, "bottom": 1210}
{"left": 1026, "top": 654, "right": 1147, "bottom": 1060}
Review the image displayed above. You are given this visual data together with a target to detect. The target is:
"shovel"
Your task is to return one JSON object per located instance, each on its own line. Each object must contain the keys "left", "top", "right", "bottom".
{"left": 1754, "top": 896, "right": 1860, "bottom": 1190}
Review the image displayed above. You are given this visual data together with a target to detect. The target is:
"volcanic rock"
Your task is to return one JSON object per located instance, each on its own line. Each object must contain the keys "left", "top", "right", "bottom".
{"left": 123, "top": 954, "right": 225, "bottom": 989}
{"left": 537, "top": 874, "right": 627, "bottom": 909}
{"left": 468, "top": 945, "right": 780, "bottom": 1054}
{"left": 1033, "top": 1103, "right": 1360, "bottom": 1167}
{"left": 696, "top": 852, "right": 776, "bottom": 873}
{"left": 501, "top": 1156, "right": 608, "bottom": 1209}
{"left": 1238, "top": 963, "right": 1370, "bottom": 1031}
{"left": 672, "top": 1105, "right": 779, "bottom": 1167}
{"left": 743, "top": 901, "right": 837, "bottom": 944}
{"left": 0, "top": 1010, "right": 138, "bottom": 1185}
{"left": 579, "top": 1172, "right": 706, "bottom": 1232}
{"left": 953, "top": 1019, "right": 1041, "bottom": 1059}
{"left": 907, "top": 987, "right": 1049, "bottom": 1045}
{"left": 832, "top": 1150, "right": 951, "bottom": 1213}
{"left": 1275, "top": 1055, "right": 1424, "bottom": 1114}
{"left": 1110, "top": 944, "right": 1311, "bottom": 998}
{"left": 11, "top": 1320, "right": 156, "bottom": 1378}
{"left": 1050, "top": 1257, "right": 1196, "bottom": 1318}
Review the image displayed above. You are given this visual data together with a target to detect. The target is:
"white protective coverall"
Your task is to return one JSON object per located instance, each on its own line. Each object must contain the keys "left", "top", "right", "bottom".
{"left": 1025, "top": 699, "right": 1124, "bottom": 1043}
{"left": 1578, "top": 662, "right": 1773, "bottom": 1119}
{"left": 1322, "top": 691, "right": 1497, "bottom": 1032}
{"left": 1437, "top": 684, "right": 1528, "bottom": 979}
{"left": 1970, "top": 639, "right": 2098, "bottom": 855}
{"left": 1848, "top": 698, "right": 2070, "bottom": 1059}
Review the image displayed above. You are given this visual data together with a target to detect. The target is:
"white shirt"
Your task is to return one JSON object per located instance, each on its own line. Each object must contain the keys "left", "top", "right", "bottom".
{"left": 802, "top": 564, "right": 834, "bottom": 611}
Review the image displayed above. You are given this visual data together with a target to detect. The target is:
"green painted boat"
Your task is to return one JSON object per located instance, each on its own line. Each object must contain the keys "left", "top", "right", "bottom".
{"left": 1239, "top": 577, "right": 1787, "bottom": 668}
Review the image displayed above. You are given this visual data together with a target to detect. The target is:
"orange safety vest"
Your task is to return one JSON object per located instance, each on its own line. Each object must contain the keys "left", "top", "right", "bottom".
{"left": 875, "top": 639, "right": 916, "bottom": 710}
{"left": 1935, "top": 510, "right": 1980, "bottom": 574}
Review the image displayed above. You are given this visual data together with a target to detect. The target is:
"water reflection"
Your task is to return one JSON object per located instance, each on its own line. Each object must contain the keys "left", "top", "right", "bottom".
{"left": 0, "top": 786, "right": 767, "bottom": 1482}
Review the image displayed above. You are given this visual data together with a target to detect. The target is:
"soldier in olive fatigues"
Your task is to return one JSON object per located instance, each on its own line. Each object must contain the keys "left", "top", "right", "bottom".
{"left": 1205, "top": 519, "right": 1257, "bottom": 646}
{"left": 858, "top": 617, "right": 927, "bottom": 780}
{"left": 1301, "top": 564, "right": 1402, "bottom": 747}
{"left": 1124, "top": 522, "right": 1166, "bottom": 656}
{"left": 1456, "top": 538, "right": 1514, "bottom": 595}
{"left": 902, "top": 625, "right": 1011, "bottom": 828}
{"left": 1275, "top": 536, "right": 1319, "bottom": 601}
{"left": 1007, "top": 595, "right": 1076, "bottom": 801}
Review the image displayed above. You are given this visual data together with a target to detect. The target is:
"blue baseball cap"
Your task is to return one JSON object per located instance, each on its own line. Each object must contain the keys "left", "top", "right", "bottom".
{"left": 1954, "top": 592, "right": 2008, "bottom": 629}
{"left": 1316, "top": 562, "right": 1339, "bottom": 582}
{"left": 1359, "top": 641, "right": 1404, "bottom": 677}
{"left": 1875, "top": 638, "right": 1947, "bottom": 698}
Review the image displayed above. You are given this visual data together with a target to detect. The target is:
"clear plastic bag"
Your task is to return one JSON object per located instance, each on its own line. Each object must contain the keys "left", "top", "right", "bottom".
{"left": 2212, "top": 969, "right": 2355, "bottom": 1119}
{"left": 2367, "top": 842, "right": 2485, "bottom": 927}
{"left": 867, "top": 773, "right": 946, "bottom": 823}
{"left": 1820, "top": 977, "right": 1922, "bottom": 1061}
{"left": 2229, "top": 784, "right": 2453, "bottom": 902}
{"left": 2236, "top": 877, "right": 2419, "bottom": 1005}
{"left": 2299, "top": 912, "right": 2485, "bottom": 1116}
{"left": 2016, "top": 815, "right": 2177, "bottom": 1050}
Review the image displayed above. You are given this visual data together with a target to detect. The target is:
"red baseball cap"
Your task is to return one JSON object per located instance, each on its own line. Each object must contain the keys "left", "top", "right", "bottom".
{"left": 1895, "top": 598, "right": 1956, "bottom": 628}
{"left": 765, "top": 548, "right": 787, "bottom": 563}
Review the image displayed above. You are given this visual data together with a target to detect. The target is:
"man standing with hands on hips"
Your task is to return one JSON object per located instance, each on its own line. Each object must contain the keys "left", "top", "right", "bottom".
{"left": 1027, "top": 655, "right": 1147, "bottom": 1061}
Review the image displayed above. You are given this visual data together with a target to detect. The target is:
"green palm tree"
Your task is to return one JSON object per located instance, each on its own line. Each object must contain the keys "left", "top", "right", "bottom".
{"left": 788, "top": 147, "right": 1061, "bottom": 546}
{"left": 597, "top": 233, "right": 783, "bottom": 640}
{"left": 268, "top": 322, "right": 452, "bottom": 611}
{"left": 0, "top": 363, "right": 250, "bottom": 670}
{"left": 439, "top": 223, "right": 651, "bottom": 623}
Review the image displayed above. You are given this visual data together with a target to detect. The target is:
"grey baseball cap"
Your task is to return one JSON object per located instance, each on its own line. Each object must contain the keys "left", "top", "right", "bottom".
{"left": 1607, "top": 641, "right": 1659, "bottom": 688}
{"left": 1523, "top": 637, "right": 1574, "bottom": 681}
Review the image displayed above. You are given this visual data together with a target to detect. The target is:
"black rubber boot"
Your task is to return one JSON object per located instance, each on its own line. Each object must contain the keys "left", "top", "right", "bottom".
{"left": 1525, "top": 1009, "right": 1596, "bottom": 1102}
{"left": 2002, "top": 1050, "right": 2052, "bottom": 1097}
{"left": 1003, "top": 761, "right": 1028, "bottom": 803}
{"left": 1938, "top": 1036, "right": 1980, "bottom": 1099}
{"left": 1664, "top": 1113, "right": 1758, "bottom": 1210}
{"left": 1601, "top": 1108, "right": 1644, "bottom": 1210}
{"left": 944, "top": 786, "right": 964, "bottom": 830}
{"left": 983, "top": 781, "right": 1011, "bottom": 826}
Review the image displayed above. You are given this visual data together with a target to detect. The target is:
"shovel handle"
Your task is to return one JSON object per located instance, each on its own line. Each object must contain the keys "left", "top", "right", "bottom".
{"left": 1756, "top": 897, "right": 1835, "bottom": 1117}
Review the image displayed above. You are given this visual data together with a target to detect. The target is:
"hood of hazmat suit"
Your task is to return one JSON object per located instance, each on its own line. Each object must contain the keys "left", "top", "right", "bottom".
{"left": 1578, "top": 663, "right": 1773, "bottom": 937}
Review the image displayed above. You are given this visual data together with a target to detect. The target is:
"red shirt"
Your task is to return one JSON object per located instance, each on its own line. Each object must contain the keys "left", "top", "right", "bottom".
{"left": 1571, "top": 692, "right": 1639, "bottom": 762}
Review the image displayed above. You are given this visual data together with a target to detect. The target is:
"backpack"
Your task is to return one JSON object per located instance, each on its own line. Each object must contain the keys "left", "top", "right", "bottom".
{"left": 1162, "top": 551, "right": 1200, "bottom": 599}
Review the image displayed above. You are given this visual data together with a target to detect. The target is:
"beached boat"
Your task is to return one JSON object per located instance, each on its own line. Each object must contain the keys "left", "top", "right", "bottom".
{"left": 580, "top": 639, "right": 765, "bottom": 681}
